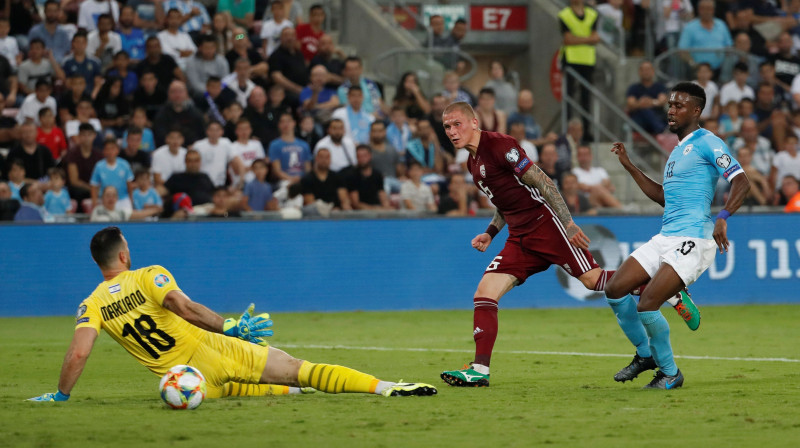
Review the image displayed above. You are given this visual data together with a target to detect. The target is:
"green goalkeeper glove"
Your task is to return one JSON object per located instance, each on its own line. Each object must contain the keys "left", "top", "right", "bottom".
{"left": 223, "top": 303, "right": 273, "bottom": 346}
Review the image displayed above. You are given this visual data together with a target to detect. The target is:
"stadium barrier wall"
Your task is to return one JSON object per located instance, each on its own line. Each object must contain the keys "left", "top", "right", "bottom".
{"left": 1, "top": 214, "right": 799, "bottom": 317}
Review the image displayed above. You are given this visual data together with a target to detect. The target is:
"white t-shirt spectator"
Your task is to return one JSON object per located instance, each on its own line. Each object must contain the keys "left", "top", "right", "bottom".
{"left": 400, "top": 180, "right": 434, "bottom": 210}
{"left": 65, "top": 119, "right": 103, "bottom": 138}
{"left": 772, "top": 150, "right": 800, "bottom": 184}
{"left": 572, "top": 165, "right": 610, "bottom": 186}
{"left": 719, "top": 81, "right": 754, "bottom": 107}
{"left": 91, "top": 205, "right": 132, "bottom": 222}
{"left": 157, "top": 30, "right": 197, "bottom": 69}
{"left": 193, "top": 137, "right": 237, "bottom": 187}
{"left": 78, "top": 0, "right": 121, "bottom": 32}
{"left": 595, "top": 3, "right": 623, "bottom": 45}
{"left": 259, "top": 18, "right": 293, "bottom": 57}
{"left": 694, "top": 80, "right": 719, "bottom": 119}
{"left": 151, "top": 145, "right": 188, "bottom": 183}
{"left": 231, "top": 140, "right": 265, "bottom": 183}
{"left": 16, "top": 94, "right": 57, "bottom": 125}
{"left": 0, "top": 36, "right": 20, "bottom": 68}
{"left": 314, "top": 135, "right": 357, "bottom": 173}
{"left": 87, "top": 30, "right": 123, "bottom": 60}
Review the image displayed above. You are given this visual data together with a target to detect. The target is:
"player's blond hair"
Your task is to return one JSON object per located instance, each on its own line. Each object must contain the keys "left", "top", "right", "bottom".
{"left": 442, "top": 102, "right": 476, "bottom": 120}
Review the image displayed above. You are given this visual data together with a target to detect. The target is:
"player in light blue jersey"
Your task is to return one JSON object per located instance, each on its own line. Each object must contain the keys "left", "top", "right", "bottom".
{"left": 605, "top": 82, "right": 751, "bottom": 389}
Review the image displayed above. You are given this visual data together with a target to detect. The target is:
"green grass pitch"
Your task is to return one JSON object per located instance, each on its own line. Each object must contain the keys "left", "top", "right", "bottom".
{"left": 2, "top": 305, "right": 799, "bottom": 448}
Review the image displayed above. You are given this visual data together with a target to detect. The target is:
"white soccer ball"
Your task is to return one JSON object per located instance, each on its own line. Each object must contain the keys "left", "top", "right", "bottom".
{"left": 159, "top": 365, "right": 207, "bottom": 410}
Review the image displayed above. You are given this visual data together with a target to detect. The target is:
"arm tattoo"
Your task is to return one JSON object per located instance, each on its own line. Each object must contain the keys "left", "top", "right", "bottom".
{"left": 490, "top": 209, "right": 506, "bottom": 230}
{"left": 520, "top": 164, "right": 574, "bottom": 228}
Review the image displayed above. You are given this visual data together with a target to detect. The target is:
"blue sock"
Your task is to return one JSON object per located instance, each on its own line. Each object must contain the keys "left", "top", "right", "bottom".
{"left": 638, "top": 310, "right": 678, "bottom": 376}
{"left": 607, "top": 295, "right": 651, "bottom": 358}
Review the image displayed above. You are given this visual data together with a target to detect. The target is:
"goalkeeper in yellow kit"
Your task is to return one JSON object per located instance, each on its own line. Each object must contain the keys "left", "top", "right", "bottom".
{"left": 29, "top": 226, "right": 436, "bottom": 402}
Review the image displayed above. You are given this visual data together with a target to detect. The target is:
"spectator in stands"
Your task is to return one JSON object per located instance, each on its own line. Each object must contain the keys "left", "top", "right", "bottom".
{"left": 186, "top": 35, "right": 230, "bottom": 95}
{"left": 44, "top": 167, "right": 71, "bottom": 216}
{"left": 475, "top": 87, "right": 508, "bottom": 134}
{"left": 63, "top": 32, "right": 102, "bottom": 95}
{"left": 18, "top": 39, "right": 64, "bottom": 96}
{"left": 7, "top": 122, "right": 55, "bottom": 180}
{"left": 27, "top": 1, "right": 72, "bottom": 64}
{"left": 207, "top": 186, "right": 241, "bottom": 218}
{"left": 65, "top": 99, "right": 103, "bottom": 144}
{"left": 508, "top": 89, "right": 558, "bottom": 147}
{"left": 5, "top": 159, "right": 25, "bottom": 199}
{"left": 561, "top": 172, "right": 596, "bottom": 215}
{"left": 426, "top": 17, "right": 466, "bottom": 70}
{"left": 734, "top": 146, "right": 769, "bottom": 205}
{"left": 91, "top": 185, "right": 160, "bottom": 221}
{"left": 239, "top": 86, "right": 273, "bottom": 143}
{"left": 368, "top": 121, "right": 402, "bottom": 190}
{"left": 57, "top": 74, "right": 87, "bottom": 124}
{"left": 153, "top": 80, "right": 206, "bottom": 146}
{"left": 694, "top": 63, "right": 720, "bottom": 120}
{"left": 269, "top": 112, "right": 312, "bottom": 184}
{"left": 508, "top": 121, "right": 538, "bottom": 163}
{"left": 678, "top": 0, "right": 732, "bottom": 74}
{"left": 222, "top": 101, "right": 244, "bottom": 141}
{"left": 332, "top": 86, "right": 375, "bottom": 145}
{"left": 132, "top": 71, "right": 167, "bottom": 121}
{"left": 193, "top": 121, "right": 240, "bottom": 187}
{"left": 127, "top": 0, "right": 165, "bottom": 32}
{"left": 719, "top": 100, "right": 742, "bottom": 146}
{"left": 728, "top": 6, "right": 766, "bottom": 57}
{"left": 657, "top": 0, "right": 693, "bottom": 51}
{"left": 159, "top": 8, "right": 198, "bottom": 70}
{"left": 225, "top": 57, "right": 256, "bottom": 107}
{"left": 296, "top": 4, "right": 325, "bottom": 63}
{"left": 537, "top": 142, "right": 564, "bottom": 187}
{"left": 386, "top": 106, "right": 411, "bottom": 157}
{"left": 437, "top": 173, "right": 468, "bottom": 216}
{"left": 770, "top": 134, "right": 800, "bottom": 199}
{"left": 0, "top": 54, "right": 17, "bottom": 109}
{"left": 429, "top": 93, "right": 454, "bottom": 157}
{"left": 132, "top": 169, "right": 163, "bottom": 213}
{"left": 14, "top": 183, "right": 50, "bottom": 222}
{"left": 164, "top": 0, "right": 211, "bottom": 37}
{"left": 554, "top": 118, "right": 583, "bottom": 176}
{"left": 296, "top": 114, "right": 322, "bottom": 150}
{"left": 165, "top": 149, "right": 216, "bottom": 207}
{"left": 152, "top": 128, "right": 188, "bottom": 190}
{"left": 107, "top": 51, "right": 139, "bottom": 98}
{"left": 720, "top": 62, "right": 755, "bottom": 106}
{"left": 88, "top": 14, "right": 122, "bottom": 69}
{"left": 90, "top": 139, "right": 135, "bottom": 211}
{"left": 95, "top": 76, "right": 131, "bottom": 137}
{"left": 759, "top": 61, "right": 792, "bottom": 108}
{"left": 483, "top": 61, "right": 517, "bottom": 115}
{"left": 301, "top": 147, "right": 351, "bottom": 210}
{"left": 117, "top": 6, "right": 146, "bottom": 63}
{"left": 123, "top": 108, "right": 156, "bottom": 153}
{"left": 230, "top": 118, "right": 266, "bottom": 183}
{"left": 17, "top": 80, "right": 57, "bottom": 125}
{"left": 778, "top": 175, "right": 800, "bottom": 208}
{"left": 79, "top": 0, "right": 120, "bottom": 32}
{"left": 0, "top": 180, "right": 17, "bottom": 220}
{"left": 309, "top": 34, "right": 345, "bottom": 87}
{"left": 346, "top": 144, "right": 391, "bottom": 210}
{"left": 753, "top": 81, "right": 788, "bottom": 147}
{"left": 559, "top": 0, "right": 599, "bottom": 133}
{"left": 120, "top": 126, "right": 151, "bottom": 173}
{"left": 572, "top": 144, "right": 622, "bottom": 208}
{"left": 441, "top": 71, "right": 475, "bottom": 106}
{"left": 37, "top": 108, "right": 68, "bottom": 161}
{"left": 197, "top": 76, "right": 235, "bottom": 122}
{"left": 423, "top": 14, "right": 448, "bottom": 49}
{"left": 210, "top": 13, "right": 234, "bottom": 55}
{"left": 0, "top": 95, "right": 16, "bottom": 148}
{"left": 400, "top": 161, "right": 435, "bottom": 212}
{"left": 135, "top": 36, "right": 184, "bottom": 88}
{"left": 338, "top": 56, "right": 385, "bottom": 118}
{"left": 300, "top": 64, "right": 340, "bottom": 120}
{"left": 314, "top": 118, "right": 356, "bottom": 173}
{"left": 0, "top": 20, "right": 19, "bottom": 69}
{"left": 217, "top": 0, "right": 255, "bottom": 30}
{"left": 406, "top": 118, "right": 443, "bottom": 175}
{"left": 269, "top": 27, "right": 309, "bottom": 99}
{"left": 393, "top": 72, "right": 431, "bottom": 120}
{"left": 64, "top": 123, "right": 103, "bottom": 206}
{"left": 626, "top": 61, "right": 668, "bottom": 135}
{"left": 771, "top": 31, "right": 800, "bottom": 86}
{"left": 225, "top": 27, "right": 268, "bottom": 79}
{"left": 718, "top": 31, "right": 759, "bottom": 85}
{"left": 733, "top": 118, "right": 773, "bottom": 176}
{"left": 242, "top": 158, "right": 278, "bottom": 211}
{"left": 261, "top": 0, "right": 293, "bottom": 58}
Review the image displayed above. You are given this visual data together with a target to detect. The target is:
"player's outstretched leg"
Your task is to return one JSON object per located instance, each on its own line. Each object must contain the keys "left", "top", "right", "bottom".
{"left": 636, "top": 284, "right": 701, "bottom": 331}
{"left": 607, "top": 294, "right": 656, "bottom": 382}
{"left": 220, "top": 383, "right": 314, "bottom": 397}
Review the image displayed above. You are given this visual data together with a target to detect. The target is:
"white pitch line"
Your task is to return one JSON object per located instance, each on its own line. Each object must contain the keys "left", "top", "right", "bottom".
{"left": 278, "top": 343, "right": 800, "bottom": 363}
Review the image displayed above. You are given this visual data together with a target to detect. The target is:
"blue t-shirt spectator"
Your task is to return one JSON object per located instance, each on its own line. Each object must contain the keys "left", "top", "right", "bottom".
{"left": 122, "top": 127, "right": 156, "bottom": 152}
{"left": 678, "top": 18, "right": 733, "bottom": 70}
{"left": 119, "top": 28, "right": 146, "bottom": 61}
{"left": 268, "top": 138, "right": 312, "bottom": 178}
{"left": 63, "top": 56, "right": 103, "bottom": 93}
{"left": 44, "top": 188, "right": 71, "bottom": 215}
{"left": 299, "top": 86, "right": 337, "bottom": 105}
{"left": 28, "top": 24, "right": 72, "bottom": 64}
{"left": 164, "top": 0, "right": 211, "bottom": 33}
{"left": 107, "top": 69, "right": 139, "bottom": 96}
{"left": 133, "top": 187, "right": 162, "bottom": 210}
{"left": 90, "top": 159, "right": 135, "bottom": 199}
{"left": 244, "top": 179, "right": 273, "bottom": 211}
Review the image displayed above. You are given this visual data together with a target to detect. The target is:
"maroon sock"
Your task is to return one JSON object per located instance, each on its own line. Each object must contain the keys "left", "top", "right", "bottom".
{"left": 593, "top": 270, "right": 615, "bottom": 291}
{"left": 473, "top": 297, "right": 498, "bottom": 367}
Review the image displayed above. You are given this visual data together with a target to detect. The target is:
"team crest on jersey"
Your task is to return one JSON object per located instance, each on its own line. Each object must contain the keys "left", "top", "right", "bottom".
{"left": 683, "top": 144, "right": 693, "bottom": 155}
{"left": 505, "top": 148, "right": 520, "bottom": 164}
{"left": 480, "top": 164, "right": 486, "bottom": 178}
{"left": 108, "top": 283, "right": 121, "bottom": 294}
{"left": 716, "top": 154, "right": 731, "bottom": 169}
{"left": 154, "top": 274, "right": 170, "bottom": 288}
{"left": 76, "top": 304, "right": 87, "bottom": 318}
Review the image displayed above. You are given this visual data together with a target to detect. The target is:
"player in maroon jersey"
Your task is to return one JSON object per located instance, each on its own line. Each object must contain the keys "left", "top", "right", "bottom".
{"left": 438, "top": 102, "right": 698, "bottom": 387}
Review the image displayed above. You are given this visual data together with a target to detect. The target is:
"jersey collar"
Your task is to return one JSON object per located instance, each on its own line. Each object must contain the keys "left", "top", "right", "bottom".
{"left": 678, "top": 128, "right": 702, "bottom": 146}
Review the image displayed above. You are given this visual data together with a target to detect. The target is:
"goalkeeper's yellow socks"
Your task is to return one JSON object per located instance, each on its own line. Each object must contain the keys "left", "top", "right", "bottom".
{"left": 297, "top": 361, "right": 393, "bottom": 394}
{"left": 222, "top": 383, "right": 302, "bottom": 397}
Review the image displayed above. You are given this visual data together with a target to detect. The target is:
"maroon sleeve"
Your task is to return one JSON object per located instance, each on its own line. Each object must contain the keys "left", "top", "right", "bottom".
{"left": 490, "top": 135, "right": 534, "bottom": 178}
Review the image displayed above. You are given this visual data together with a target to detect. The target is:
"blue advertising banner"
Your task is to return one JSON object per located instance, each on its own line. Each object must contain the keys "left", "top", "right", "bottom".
{"left": 0, "top": 214, "right": 798, "bottom": 317}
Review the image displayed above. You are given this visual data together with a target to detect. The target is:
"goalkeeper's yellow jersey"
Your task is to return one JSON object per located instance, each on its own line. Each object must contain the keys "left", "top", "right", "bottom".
{"left": 75, "top": 265, "right": 206, "bottom": 376}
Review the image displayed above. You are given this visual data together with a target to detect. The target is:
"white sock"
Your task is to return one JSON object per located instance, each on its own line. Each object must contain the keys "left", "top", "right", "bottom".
{"left": 287, "top": 387, "right": 302, "bottom": 394}
{"left": 374, "top": 381, "right": 395, "bottom": 394}
{"left": 471, "top": 363, "right": 490, "bottom": 375}
{"left": 666, "top": 296, "right": 680, "bottom": 307}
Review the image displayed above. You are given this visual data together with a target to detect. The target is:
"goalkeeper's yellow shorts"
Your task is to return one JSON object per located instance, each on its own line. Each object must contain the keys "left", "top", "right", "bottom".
{"left": 186, "top": 332, "right": 270, "bottom": 398}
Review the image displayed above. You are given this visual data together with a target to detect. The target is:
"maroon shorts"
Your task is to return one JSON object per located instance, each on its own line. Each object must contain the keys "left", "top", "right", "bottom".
{"left": 484, "top": 214, "right": 599, "bottom": 285}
